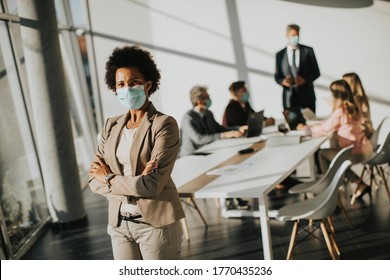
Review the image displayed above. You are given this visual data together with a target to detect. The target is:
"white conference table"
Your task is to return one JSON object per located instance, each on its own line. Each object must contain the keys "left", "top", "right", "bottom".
{"left": 172, "top": 134, "right": 326, "bottom": 260}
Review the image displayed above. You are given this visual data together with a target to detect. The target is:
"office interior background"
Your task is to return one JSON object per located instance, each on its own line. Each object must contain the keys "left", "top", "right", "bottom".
{"left": 0, "top": 0, "right": 390, "bottom": 259}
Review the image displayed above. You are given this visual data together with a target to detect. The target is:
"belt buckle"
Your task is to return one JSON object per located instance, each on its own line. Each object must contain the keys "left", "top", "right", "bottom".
{"left": 121, "top": 214, "right": 142, "bottom": 221}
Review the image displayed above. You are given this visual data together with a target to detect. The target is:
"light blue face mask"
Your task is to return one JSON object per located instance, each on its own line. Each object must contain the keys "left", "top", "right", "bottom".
{"left": 116, "top": 85, "right": 147, "bottom": 110}
{"left": 241, "top": 91, "right": 250, "bottom": 103}
{"left": 206, "top": 99, "right": 212, "bottom": 109}
{"left": 289, "top": 35, "right": 299, "bottom": 46}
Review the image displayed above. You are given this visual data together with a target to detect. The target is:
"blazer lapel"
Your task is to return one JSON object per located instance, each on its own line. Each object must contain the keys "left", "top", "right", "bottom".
{"left": 282, "top": 48, "right": 291, "bottom": 76}
{"left": 298, "top": 44, "right": 305, "bottom": 74}
{"left": 129, "top": 103, "right": 156, "bottom": 176}
{"left": 105, "top": 112, "right": 129, "bottom": 175}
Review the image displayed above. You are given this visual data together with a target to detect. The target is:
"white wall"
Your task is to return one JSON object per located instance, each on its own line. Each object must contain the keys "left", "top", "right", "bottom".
{"left": 90, "top": 0, "right": 390, "bottom": 132}
{"left": 237, "top": 0, "right": 390, "bottom": 127}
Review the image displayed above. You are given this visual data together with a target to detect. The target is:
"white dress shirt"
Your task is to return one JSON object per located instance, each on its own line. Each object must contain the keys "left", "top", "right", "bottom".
{"left": 287, "top": 45, "right": 300, "bottom": 69}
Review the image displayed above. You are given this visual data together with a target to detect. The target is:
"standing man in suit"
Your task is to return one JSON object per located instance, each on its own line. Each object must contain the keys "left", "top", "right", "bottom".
{"left": 274, "top": 24, "right": 320, "bottom": 129}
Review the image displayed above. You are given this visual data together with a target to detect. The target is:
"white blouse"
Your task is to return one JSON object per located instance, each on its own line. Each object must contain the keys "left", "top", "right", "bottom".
{"left": 116, "top": 126, "right": 140, "bottom": 215}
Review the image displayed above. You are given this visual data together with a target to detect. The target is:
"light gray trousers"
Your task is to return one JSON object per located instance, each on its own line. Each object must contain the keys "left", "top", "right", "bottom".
{"left": 107, "top": 219, "right": 183, "bottom": 260}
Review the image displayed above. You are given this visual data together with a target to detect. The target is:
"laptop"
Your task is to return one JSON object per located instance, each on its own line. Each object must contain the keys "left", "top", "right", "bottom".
{"left": 246, "top": 110, "right": 264, "bottom": 137}
{"left": 282, "top": 110, "right": 311, "bottom": 136}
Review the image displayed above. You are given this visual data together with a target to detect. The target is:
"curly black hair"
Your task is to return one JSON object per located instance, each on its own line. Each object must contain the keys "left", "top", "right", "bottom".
{"left": 105, "top": 45, "right": 161, "bottom": 95}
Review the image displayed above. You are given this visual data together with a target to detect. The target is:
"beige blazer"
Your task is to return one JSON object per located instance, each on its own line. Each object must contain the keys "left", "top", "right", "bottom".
{"left": 89, "top": 103, "right": 185, "bottom": 228}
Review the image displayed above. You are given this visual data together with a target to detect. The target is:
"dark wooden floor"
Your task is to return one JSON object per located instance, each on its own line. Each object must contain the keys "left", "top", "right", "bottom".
{"left": 22, "top": 179, "right": 390, "bottom": 260}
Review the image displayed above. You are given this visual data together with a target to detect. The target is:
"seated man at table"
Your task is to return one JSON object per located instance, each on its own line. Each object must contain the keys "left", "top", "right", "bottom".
{"left": 180, "top": 85, "right": 248, "bottom": 157}
{"left": 180, "top": 85, "right": 249, "bottom": 209}
{"left": 223, "top": 80, "right": 275, "bottom": 129}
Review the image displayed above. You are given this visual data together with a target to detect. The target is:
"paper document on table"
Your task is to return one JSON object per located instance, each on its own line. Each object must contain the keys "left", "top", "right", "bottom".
{"left": 206, "top": 163, "right": 253, "bottom": 176}
{"left": 286, "top": 130, "right": 310, "bottom": 136}
{"left": 301, "top": 108, "right": 316, "bottom": 120}
{"left": 266, "top": 135, "right": 301, "bottom": 147}
{"left": 196, "top": 136, "right": 264, "bottom": 153}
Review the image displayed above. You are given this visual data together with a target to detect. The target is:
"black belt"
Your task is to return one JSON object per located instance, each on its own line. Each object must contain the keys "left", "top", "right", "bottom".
{"left": 120, "top": 214, "right": 149, "bottom": 225}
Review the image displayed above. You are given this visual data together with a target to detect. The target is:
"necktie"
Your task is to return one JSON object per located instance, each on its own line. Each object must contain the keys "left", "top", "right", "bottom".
{"left": 286, "top": 49, "right": 297, "bottom": 109}
{"left": 291, "top": 49, "right": 297, "bottom": 77}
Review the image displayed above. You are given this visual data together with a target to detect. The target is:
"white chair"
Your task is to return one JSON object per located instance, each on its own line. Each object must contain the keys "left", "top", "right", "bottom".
{"left": 351, "top": 116, "right": 388, "bottom": 205}
{"left": 351, "top": 131, "right": 390, "bottom": 205}
{"left": 369, "top": 116, "right": 388, "bottom": 152}
{"left": 289, "top": 146, "right": 353, "bottom": 227}
{"left": 289, "top": 146, "right": 353, "bottom": 195}
{"left": 275, "top": 160, "right": 352, "bottom": 260}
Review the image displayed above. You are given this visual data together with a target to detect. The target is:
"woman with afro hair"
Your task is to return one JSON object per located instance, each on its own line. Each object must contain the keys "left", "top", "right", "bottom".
{"left": 89, "top": 45, "right": 184, "bottom": 260}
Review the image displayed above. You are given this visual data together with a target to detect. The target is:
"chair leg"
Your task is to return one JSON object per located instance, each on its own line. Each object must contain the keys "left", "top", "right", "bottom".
{"left": 384, "top": 164, "right": 390, "bottom": 181}
{"left": 351, "top": 165, "right": 367, "bottom": 205}
{"left": 214, "top": 198, "right": 220, "bottom": 209}
{"left": 378, "top": 166, "right": 390, "bottom": 204}
{"left": 325, "top": 218, "right": 341, "bottom": 257}
{"left": 190, "top": 196, "right": 208, "bottom": 226}
{"left": 337, "top": 198, "right": 353, "bottom": 228}
{"left": 372, "top": 165, "right": 382, "bottom": 190}
{"left": 374, "top": 164, "right": 381, "bottom": 189}
{"left": 326, "top": 216, "right": 334, "bottom": 233}
{"left": 370, "top": 165, "right": 375, "bottom": 190}
{"left": 320, "top": 220, "right": 337, "bottom": 260}
{"left": 286, "top": 220, "right": 299, "bottom": 260}
{"left": 341, "top": 179, "right": 349, "bottom": 199}
{"left": 180, "top": 218, "right": 190, "bottom": 241}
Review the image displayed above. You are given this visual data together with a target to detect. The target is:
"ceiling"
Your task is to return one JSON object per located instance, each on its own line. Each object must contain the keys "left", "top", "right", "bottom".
{"left": 279, "top": 0, "right": 374, "bottom": 8}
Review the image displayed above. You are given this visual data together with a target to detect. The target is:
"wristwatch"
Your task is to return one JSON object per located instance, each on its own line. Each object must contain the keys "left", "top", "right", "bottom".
{"left": 105, "top": 173, "right": 115, "bottom": 185}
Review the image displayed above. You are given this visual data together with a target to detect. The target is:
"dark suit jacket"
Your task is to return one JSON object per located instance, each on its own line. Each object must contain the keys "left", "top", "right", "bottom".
{"left": 222, "top": 99, "right": 254, "bottom": 128}
{"left": 274, "top": 44, "right": 320, "bottom": 112}
{"left": 179, "top": 109, "right": 228, "bottom": 157}
{"left": 89, "top": 103, "right": 185, "bottom": 228}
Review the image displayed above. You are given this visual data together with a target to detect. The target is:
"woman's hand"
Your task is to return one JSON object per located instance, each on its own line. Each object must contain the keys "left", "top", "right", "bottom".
{"left": 142, "top": 159, "right": 158, "bottom": 175}
{"left": 296, "top": 123, "right": 307, "bottom": 131}
{"left": 89, "top": 156, "right": 112, "bottom": 183}
{"left": 239, "top": 125, "right": 248, "bottom": 134}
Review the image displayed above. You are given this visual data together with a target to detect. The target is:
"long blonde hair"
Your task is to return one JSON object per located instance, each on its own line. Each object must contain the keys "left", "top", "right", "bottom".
{"left": 330, "top": 80, "right": 360, "bottom": 120}
{"left": 342, "top": 72, "right": 370, "bottom": 115}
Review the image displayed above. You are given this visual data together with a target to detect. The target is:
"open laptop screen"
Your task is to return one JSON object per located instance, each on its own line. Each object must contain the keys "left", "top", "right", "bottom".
{"left": 246, "top": 110, "right": 264, "bottom": 137}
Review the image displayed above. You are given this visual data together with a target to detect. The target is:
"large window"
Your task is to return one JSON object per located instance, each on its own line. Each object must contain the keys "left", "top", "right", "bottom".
{"left": 0, "top": 0, "right": 100, "bottom": 259}
{"left": 56, "top": 0, "right": 98, "bottom": 184}
{"left": 0, "top": 21, "right": 49, "bottom": 259}
{"left": 4, "top": 0, "right": 17, "bottom": 14}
